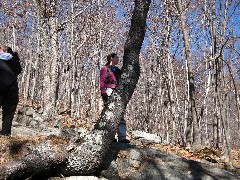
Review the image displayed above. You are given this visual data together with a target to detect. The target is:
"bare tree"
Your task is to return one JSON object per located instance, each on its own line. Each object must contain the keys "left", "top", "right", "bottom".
{"left": 176, "top": 0, "right": 201, "bottom": 147}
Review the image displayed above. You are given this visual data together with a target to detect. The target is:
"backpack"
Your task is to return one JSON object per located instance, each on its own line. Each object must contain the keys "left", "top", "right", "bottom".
{"left": 0, "top": 59, "right": 16, "bottom": 92}
{"left": 5, "top": 52, "right": 22, "bottom": 77}
{"left": 105, "top": 65, "right": 121, "bottom": 84}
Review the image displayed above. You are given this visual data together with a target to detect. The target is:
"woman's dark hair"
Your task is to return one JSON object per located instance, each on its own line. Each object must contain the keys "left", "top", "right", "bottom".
{"left": 105, "top": 53, "right": 117, "bottom": 66}
{"left": 6, "top": 46, "right": 14, "bottom": 54}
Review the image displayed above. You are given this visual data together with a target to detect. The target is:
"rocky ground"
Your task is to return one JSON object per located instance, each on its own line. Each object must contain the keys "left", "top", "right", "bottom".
{"left": 0, "top": 107, "right": 240, "bottom": 179}
{"left": 0, "top": 122, "right": 238, "bottom": 180}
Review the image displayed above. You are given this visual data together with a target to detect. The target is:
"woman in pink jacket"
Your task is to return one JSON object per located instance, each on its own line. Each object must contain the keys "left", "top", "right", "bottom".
{"left": 100, "top": 53, "right": 130, "bottom": 143}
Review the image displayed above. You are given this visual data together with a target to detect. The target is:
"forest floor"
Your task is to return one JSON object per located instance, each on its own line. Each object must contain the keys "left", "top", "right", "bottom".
{"left": 0, "top": 117, "right": 240, "bottom": 179}
{"left": 0, "top": 102, "right": 240, "bottom": 179}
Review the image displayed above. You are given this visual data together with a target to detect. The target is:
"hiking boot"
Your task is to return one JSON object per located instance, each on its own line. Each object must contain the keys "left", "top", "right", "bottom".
{"left": 119, "top": 139, "right": 130, "bottom": 143}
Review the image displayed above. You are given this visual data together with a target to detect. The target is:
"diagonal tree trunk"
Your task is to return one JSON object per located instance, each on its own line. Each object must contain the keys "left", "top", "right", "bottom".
{"left": 62, "top": 0, "right": 151, "bottom": 174}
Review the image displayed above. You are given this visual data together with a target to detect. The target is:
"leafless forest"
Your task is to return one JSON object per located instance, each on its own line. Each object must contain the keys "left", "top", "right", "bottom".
{"left": 1, "top": 0, "right": 240, "bottom": 154}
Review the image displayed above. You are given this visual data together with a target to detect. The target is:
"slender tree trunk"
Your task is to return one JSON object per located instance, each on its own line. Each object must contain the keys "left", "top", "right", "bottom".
{"left": 177, "top": 0, "right": 201, "bottom": 147}
{"left": 46, "top": 1, "right": 59, "bottom": 116}
{"left": 70, "top": 0, "right": 76, "bottom": 117}
{"left": 30, "top": 51, "right": 39, "bottom": 106}
{"left": 199, "top": 0, "right": 212, "bottom": 145}
{"left": 23, "top": 51, "right": 32, "bottom": 105}
{"left": 208, "top": 0, "right": 221, "bottom": 148}
{"left": 218, "top": 0, "right": 233, "bottom": 168}
{"left": 227, "top": 61, "right": 240, "bottom": 140}
{"left": 217, "top": 82, "right": 234, "bottom": 168}
{"left": 164, "top": 7, "right": 177, "bottom": 143}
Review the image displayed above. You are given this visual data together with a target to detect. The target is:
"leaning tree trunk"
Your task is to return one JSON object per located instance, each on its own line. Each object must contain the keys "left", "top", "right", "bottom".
{"left": 61, "top": 0, "right": 151, "bottom": 175}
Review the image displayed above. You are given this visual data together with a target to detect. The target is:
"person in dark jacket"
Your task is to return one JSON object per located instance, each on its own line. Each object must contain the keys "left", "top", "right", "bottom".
{"left": 6, "top": 46, "right": 22, "bottom": 77}
{"left": 100, "top": 53, "right": 130, "bottom": 143}
{"left": 0, "top": 45, "right": 22, "bottom": 135}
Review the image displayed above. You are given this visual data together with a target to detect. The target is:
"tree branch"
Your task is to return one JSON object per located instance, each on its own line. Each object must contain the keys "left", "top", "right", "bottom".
{"left": 58, "top": 5, "right": 91, "bottom": 31}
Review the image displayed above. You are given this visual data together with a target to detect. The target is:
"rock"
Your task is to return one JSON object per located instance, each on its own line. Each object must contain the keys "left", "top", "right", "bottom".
{"left": 25, "top": 107, "right": 35, "bottom": 117}
{"left": 1, "top": 106, "right": 240, "bottom": 180}
{"left": 101, "top": 165, "right": 120, "bottom": 180}
{"left": 34, "top": 115, "right": 44, "bottom": 123}
{"left": 12, "top": 124, "right": 41, "bottom": 136}
{"left": 39, "top": 127, "right": 62, "bottom": 136}
{"left": 16, "top": 114, "right": 31, "bottom": 126}
{"left": 100, "top": 143, "right": 240, "bottom": 180}
{"left": 53, "top": 119, "right": 63, "bottom": 128}
{"left": 60, "top": 176, "right": 107, "bottom": 180}
{"left": 131, "top": 130, "right": 163, "bottom": 144}
{"left": 29, "top": 118, "right": 39, "bottom": 128}
{"left": 128, "top": 149, "right": 143, "bottom": 162}
{"left": 38, "top": 107, "right": 44, "bottom": 114}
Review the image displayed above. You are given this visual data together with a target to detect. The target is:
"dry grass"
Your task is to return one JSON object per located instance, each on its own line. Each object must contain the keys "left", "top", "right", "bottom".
{"left": 0, "top": 135, "right": 70, "bottom": 165}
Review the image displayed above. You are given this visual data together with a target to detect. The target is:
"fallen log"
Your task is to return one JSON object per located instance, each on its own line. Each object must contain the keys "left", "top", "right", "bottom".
{"left": 0, "top": 140, "right": 67, "bottom": 179}
{"left": 0, "top": 129, "right": 113, "bottom": 179}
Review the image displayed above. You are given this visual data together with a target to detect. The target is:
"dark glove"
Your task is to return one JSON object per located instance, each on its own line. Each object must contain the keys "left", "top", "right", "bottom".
{"left": 101, "top": 93, "right": 108, "bottom": 101}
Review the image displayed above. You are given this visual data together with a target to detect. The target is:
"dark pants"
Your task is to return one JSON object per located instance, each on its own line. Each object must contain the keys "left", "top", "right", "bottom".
{"left": 0, "top": 81, "right": 19, "bottom": 135}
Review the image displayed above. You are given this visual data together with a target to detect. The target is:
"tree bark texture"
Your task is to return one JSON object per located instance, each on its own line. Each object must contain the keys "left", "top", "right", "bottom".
{"left": 0, "top": 141, "right": 67, "bottom": 180}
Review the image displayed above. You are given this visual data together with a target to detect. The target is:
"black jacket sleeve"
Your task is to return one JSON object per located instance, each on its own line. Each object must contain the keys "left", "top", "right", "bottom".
{"left": 0, "top": 60, "right": 17, "bottom": 91}
{"left": 6, "top": 52, "right": 22, "bottom": 77}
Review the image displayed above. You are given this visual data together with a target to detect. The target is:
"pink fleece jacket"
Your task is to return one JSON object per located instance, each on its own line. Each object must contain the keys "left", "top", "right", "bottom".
{"left": 100, "top": 66, "right": 118, "bottom": 94}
